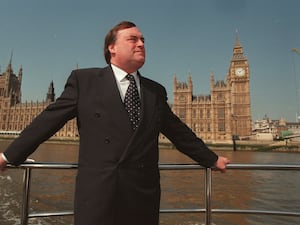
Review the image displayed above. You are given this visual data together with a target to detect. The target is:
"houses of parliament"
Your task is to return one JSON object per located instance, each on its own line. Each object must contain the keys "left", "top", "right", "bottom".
{"left": 169, "top": 34, "right": 252, "bottom": 142}
{"left": 0, "top": 34, "right": 251, "bottom": 142}
{"left": 0, "top": 57, "right": 78, "bottom": 139}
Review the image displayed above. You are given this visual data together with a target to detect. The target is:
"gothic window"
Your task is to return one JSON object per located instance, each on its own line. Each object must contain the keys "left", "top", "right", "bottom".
{"left": 218, "top": 108, "right": 225, "bottom": 119}
{"left": 217, "top": 93, "right": 224, "bottom": 101}
{"left": 192, "top": 123, "right": 196, "bottom": 132}
{"left": 200, "top": 124, "right": 204, "bottom": 131}
{"left": 218, "top": 121, "right": 225, "bottom": 132}
{"left": 192, "top": 109, "right": 196, "bottom": 118}
{"left": 207, "top": 109, "right": 211, "bottom": 119}
{"left": 179, "top": 95, "right": 185, "bottom": 101}
{"left": 207, "top": 123, "right": 211, "bottom": 132}
{"left": 179, "top": 108, "right": 185, "bottom": 119}
{"left": 200, "top": 109, "right": 203, "bottom": 118}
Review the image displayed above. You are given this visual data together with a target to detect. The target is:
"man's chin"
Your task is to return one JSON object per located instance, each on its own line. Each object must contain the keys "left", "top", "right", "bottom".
{"left": 135, "top": 58, "right": 145, "bottom": 66}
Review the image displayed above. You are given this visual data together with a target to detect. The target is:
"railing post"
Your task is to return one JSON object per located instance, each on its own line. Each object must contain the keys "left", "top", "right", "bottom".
{"left": 205, "top": 167, "right": 212, "bottom": 225}
{"left": 21, "top": 167, "right": 31, "bottom": 225}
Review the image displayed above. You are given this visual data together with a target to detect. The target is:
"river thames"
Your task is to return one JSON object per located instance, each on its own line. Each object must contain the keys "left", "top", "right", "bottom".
{"left": 0, "top": 140, "right": 300, "bottom": 225}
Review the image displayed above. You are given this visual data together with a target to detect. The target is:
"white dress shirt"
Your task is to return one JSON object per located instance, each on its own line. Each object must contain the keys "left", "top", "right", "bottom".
{"left": 110, "top": 64, "right": 141, "bottom": 101}
{"left": 1, "top": 152, "right": 8, "bottom": 162}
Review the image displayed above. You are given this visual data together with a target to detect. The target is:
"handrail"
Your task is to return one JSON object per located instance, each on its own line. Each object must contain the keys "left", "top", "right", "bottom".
{"left": 5, "top": 162, "right": 300, "bottom": 225}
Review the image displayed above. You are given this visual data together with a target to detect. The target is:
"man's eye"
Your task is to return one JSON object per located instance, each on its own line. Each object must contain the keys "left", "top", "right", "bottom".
{"left": 128, "top": 37, "right": 138, "bottom": 42}
{"left": 128, "top": 37, "right": 144, "bottom": 43}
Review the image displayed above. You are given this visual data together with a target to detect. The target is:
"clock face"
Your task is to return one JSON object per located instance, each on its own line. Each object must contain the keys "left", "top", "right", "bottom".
{"left": 235, "top": 67, "right": 245, "bottom": 76}
{"left": 179, "top": 95, "right": 185, "bottom": 101}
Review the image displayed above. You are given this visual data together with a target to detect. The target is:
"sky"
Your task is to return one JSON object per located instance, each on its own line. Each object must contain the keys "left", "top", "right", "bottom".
{"left": 0, "top": 0, "right": 300, "bottom": 122}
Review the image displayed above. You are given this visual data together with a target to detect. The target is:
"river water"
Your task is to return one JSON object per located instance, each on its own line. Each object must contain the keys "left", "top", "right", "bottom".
{"left": 0, "top": 140, "right": 300, "bottom": 225}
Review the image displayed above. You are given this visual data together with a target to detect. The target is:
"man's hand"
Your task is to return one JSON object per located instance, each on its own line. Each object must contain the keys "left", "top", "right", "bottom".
{"left": 0, "top": 153, "right": 7, "bottom": 172}
{"left": 214, "top": 156, "right": 230, "bottom": 173}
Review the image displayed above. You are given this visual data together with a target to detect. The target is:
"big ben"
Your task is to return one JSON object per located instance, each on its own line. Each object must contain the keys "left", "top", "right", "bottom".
{"left": 170, "top": 32, "right": 253, "bottom": 142}
{"left": 228, "top": 33, "right": 252, "bottom": 137}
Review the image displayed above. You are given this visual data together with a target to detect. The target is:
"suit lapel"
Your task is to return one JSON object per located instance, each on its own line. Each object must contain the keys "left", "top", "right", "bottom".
{"left": 96, "top": 67, "right": 158, "bottom": 164}
{"left": 139, "top": 75, "right": 157, "bottom": 131}
{"left": 118, "top": 73, "right": 158, "bottom": 163}
{"left": 98, "top": 68, "right": 157, "bottom": 136}
{"left": 97, "top": 66, "right": 133, "bottom": 133}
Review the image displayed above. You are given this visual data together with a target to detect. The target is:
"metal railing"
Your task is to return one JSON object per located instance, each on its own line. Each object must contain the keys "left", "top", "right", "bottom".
{"left": 6, "top": 162, "right": 300, "bottom": 225}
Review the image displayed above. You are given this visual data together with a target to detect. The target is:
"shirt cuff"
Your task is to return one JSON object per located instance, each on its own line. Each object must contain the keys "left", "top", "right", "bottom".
{"left": 1, "top": 153, "right": 9, "bottom": 163}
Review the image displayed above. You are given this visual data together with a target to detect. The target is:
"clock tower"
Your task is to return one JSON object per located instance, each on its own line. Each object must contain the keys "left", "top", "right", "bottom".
{"left": 228, "top": 32, "right": 252, "bottom": 137}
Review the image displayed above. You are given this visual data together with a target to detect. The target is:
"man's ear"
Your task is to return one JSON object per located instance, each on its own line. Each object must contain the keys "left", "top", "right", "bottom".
{"left": 108, "top": 44, "right": 115, "bottom": 55}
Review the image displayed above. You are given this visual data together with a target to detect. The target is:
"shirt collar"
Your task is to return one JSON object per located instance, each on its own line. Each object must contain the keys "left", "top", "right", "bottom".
{"left": 111, "top": 64, "right": 138, "bottom": 82}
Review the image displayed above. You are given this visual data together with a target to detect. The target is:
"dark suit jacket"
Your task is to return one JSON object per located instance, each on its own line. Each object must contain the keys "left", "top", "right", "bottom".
{"left": 4, "top": 66, "right": 218, "bottom": 225}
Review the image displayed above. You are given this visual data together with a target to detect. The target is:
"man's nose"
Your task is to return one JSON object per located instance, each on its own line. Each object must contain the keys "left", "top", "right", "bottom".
{"left": 137, "top": 38, "right": 144, "bottom": 46}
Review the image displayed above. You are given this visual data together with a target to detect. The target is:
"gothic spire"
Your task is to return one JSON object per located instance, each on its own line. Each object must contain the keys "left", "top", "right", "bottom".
{"left": 232, "top": 30, "right": 246, "bottom": 61}
{"left": 18, "top": 65, "right": 23, "bottom": 81}
{"left": 46, "top": 80, "right": 55, "bottom": 102}
{"left": 6, "top": 50, "right": 13, "bottom": 73}
{"left": 235, "top": 29, "right": 241, "bottom": 47}
{"left": 188, "top": 73, "right": 193, "bottom": 89}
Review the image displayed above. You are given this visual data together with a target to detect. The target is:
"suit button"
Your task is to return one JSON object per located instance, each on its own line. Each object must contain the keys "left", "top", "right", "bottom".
{"left": 95, "top": 113, "right": 101, "bottom": 118}
{"left": 104, "top": 138, "right": 110, "bottom": 144}
{"left": 138, "top": 163, "right": 145, "bottom": 168}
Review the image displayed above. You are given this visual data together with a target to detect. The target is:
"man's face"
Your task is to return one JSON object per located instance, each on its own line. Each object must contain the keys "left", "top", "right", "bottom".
{"left": 109, "top": 26, "right": 145, "bottom": 72}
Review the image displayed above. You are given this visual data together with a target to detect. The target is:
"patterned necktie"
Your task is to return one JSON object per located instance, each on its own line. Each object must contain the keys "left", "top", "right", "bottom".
{"left": 124, "top": 74, "right": 141, "bottom": 130}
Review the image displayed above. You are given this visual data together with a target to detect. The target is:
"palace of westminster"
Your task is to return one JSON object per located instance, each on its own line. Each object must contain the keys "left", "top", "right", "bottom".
{"left": 0, "top": 34, "right": 252, "bottom": 142}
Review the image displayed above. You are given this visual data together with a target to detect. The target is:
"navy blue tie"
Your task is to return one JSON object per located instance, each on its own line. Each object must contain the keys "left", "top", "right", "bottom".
{"left": 124, "top": 74, "right": 141, "bottom": 130}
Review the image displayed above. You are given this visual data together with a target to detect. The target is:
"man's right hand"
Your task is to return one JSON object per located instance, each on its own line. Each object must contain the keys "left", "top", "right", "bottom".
{"left": 0, "top": 153, "right": 7, "bottom": 172}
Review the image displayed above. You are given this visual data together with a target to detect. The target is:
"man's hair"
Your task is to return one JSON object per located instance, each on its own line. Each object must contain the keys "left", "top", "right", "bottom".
{"left": 104, "top": 21, "right": 136, "bottom": 64}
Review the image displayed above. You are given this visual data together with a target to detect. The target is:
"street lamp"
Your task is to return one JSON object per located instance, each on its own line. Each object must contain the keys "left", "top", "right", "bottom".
{"left": 291, "top": 48, "right": 300, "bottom": 122}
{"left": 292, "top": 48, "right": 300, "bottom": 55}
{"left": 231, "top": 114, "right": 238, "bottom": 151}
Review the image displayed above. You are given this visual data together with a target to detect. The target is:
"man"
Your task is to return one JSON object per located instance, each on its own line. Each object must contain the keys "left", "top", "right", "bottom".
{"left": 0, "top": 21, "right": 230, "bottom": 225}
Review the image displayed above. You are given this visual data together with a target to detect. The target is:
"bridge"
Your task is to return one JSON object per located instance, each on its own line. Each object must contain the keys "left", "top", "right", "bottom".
{"left": 283, "top": 133, "right": 300, "bottom": 140}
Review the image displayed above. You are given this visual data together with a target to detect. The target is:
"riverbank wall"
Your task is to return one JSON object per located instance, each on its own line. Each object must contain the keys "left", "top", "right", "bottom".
{"left": 0, "top": 136, "right": 299, "bottom": 152}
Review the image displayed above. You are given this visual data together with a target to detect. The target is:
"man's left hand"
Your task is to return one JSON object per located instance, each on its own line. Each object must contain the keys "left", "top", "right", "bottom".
{"left": 214, "top": 156, "right": 230, "bottom": 173}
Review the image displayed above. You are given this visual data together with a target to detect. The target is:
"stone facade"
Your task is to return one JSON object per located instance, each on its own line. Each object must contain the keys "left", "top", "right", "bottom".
{"left": 172, "top": 34, "right": 252, "bottom": 142}
{"left": 0, "top": 57, "right": 78, "bottom": 139}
